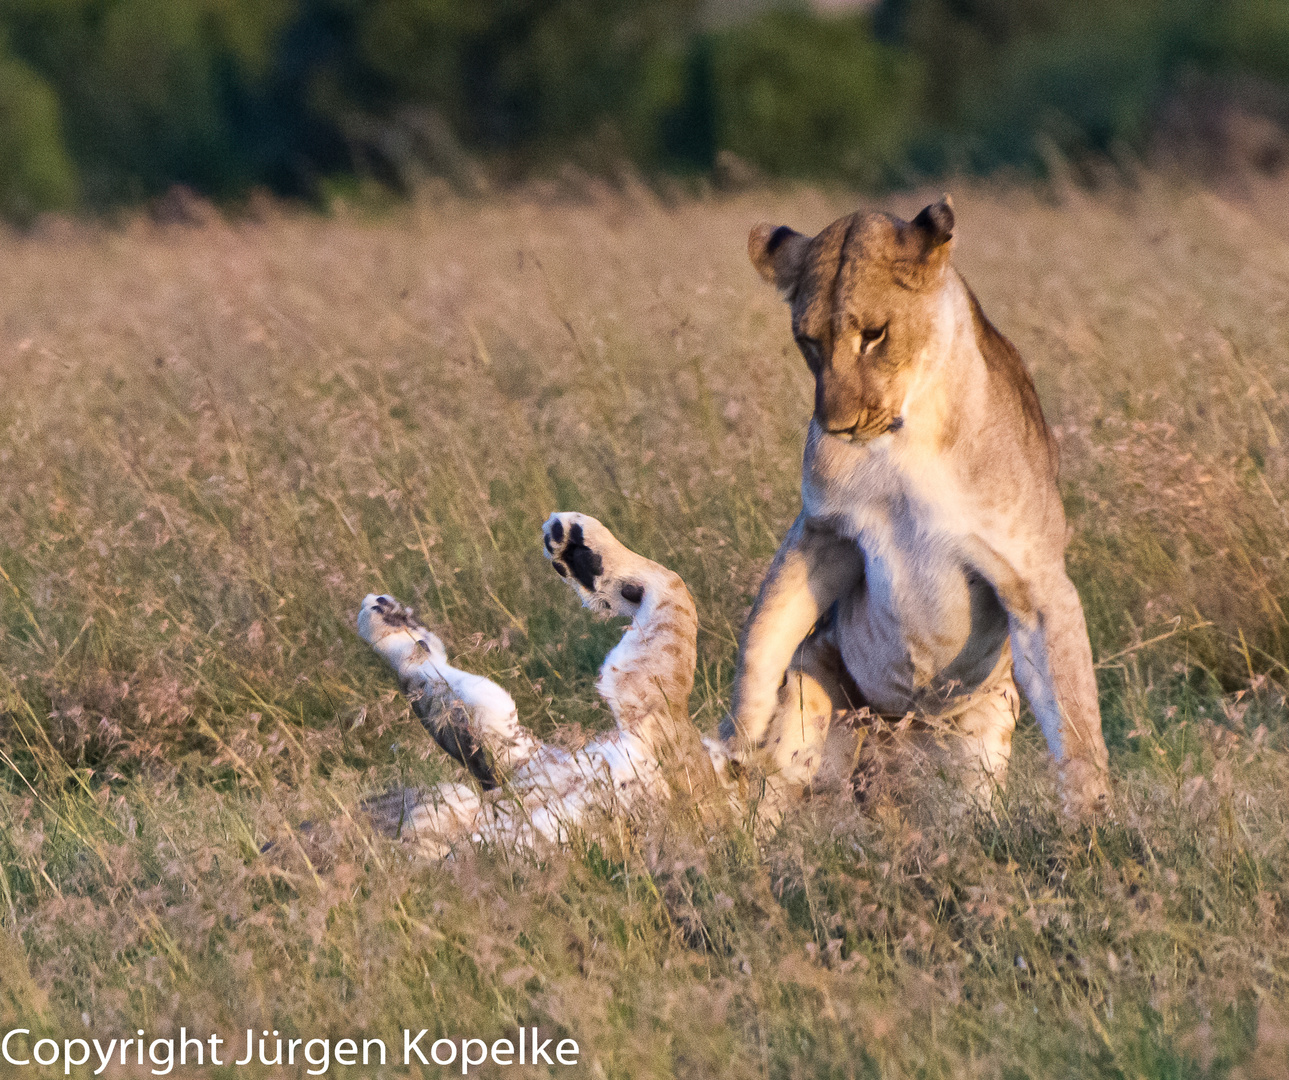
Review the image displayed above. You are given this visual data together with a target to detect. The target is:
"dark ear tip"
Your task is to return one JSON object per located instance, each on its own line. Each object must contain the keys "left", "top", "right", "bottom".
{"left": 765, "top": 225, "right": 795, "bottom": 256}
{"left": 749, "top": 221, "right": 801, "bottom": 284}
{"left": 912, "top": 197, "right": 954, "bottom": 249}
{"left": 750, "top": 220, "right": 809, "bottom": 290}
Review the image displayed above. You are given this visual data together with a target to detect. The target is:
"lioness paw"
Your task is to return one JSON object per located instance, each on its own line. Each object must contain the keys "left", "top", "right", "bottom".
{"left": 543, "top": 512, "right": 645, "bottom": 616}
{"left": 1060, "top": 758, "right": 1115, "bottom": 824}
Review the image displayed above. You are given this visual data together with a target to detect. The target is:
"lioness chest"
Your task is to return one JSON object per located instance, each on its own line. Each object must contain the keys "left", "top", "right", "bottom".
{"left": 803, "top": 426, "right": 1011, "bottom": 716}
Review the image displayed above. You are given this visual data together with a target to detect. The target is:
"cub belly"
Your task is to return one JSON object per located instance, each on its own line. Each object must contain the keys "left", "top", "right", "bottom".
{"left": 835, "top": 554, "right": 1011, "bottom": 717}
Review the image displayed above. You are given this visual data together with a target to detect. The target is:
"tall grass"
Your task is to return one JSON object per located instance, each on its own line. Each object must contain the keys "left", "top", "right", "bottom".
{"left": 1, "top": 175, "right": 1288, "bottom": 1077}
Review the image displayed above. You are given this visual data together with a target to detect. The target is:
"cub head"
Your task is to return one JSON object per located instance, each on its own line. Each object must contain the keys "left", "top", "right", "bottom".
{"left": 749, "top": 199, "right": 955, "bottom": 442}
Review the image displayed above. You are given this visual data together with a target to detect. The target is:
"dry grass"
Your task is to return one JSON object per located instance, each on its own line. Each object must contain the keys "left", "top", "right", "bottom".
{"left": 2, "top": 173, "right": 1289, "bottom": 1078}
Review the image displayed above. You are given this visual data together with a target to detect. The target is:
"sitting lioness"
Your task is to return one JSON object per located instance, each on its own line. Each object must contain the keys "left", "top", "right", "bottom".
{"left": 723, "top": 198, "right": 1111, "bottom": 819}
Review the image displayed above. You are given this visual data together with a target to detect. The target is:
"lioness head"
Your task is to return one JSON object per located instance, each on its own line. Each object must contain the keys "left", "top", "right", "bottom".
{"left": 749, "top": 199, "right": 955, "bottom": 442}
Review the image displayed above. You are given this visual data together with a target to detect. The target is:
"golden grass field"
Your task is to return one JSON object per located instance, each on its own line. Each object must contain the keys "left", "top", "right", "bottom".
{"left": 2, "top": 173, "right": 1289, "bottom": 1078}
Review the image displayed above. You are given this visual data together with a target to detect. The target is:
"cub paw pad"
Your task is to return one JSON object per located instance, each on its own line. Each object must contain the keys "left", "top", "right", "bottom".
{"left": 545, "top": 519, "right": 603, "bottom": 590}
{"left": 368, "top": 594, "right": 416, "bottom": 627}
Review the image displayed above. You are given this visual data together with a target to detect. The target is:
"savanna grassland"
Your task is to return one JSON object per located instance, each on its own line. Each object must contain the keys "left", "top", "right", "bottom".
{"left": 3, "top": 173, "right": 1289, "bottom": 1079}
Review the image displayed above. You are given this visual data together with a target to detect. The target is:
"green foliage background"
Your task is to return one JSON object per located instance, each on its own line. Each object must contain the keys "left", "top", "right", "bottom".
{"left": 0, "top": 0, "right": 1287, "bottom": 219}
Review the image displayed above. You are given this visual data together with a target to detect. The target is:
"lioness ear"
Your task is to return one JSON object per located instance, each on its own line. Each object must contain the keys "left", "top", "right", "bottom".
{"left": 748, "top": 223, "right": 809, "bottom": 292}
{"left": 910, "top": 196, "right": 954, "bottom": 255}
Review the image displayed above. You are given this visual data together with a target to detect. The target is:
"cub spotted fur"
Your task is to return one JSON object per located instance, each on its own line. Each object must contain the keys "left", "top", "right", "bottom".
{"left": 725, "top": 198, "right": 1111, "bottom": 818}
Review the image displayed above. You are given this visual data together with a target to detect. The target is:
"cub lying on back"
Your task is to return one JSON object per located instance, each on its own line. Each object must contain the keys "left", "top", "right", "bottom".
{"left": 724, "top": 198, "right": 1111, "bottom": 819}
{"left": 358, "top": 513, "right": 729, "bottom": 856}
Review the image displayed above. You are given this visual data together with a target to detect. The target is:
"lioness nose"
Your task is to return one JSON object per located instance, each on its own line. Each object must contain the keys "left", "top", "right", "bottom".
{"left": 815, "top": 380, "right": 861, "bottom": 433}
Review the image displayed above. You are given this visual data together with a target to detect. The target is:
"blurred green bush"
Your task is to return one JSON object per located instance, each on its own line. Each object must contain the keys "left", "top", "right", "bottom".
{"left": 359, "top": 0, "right": 699, "bottom": 166}
{"left": 879, "top": 0, "right": 1213, "bottom": 171}
{"left": 710, "top": 10, "right": 921, "bottom": 187}
{"left": 0, "top": 0, "right": 1286, "bottom": 219}
{"left": 0, "top": 39, "right": 76, "bottom": 221}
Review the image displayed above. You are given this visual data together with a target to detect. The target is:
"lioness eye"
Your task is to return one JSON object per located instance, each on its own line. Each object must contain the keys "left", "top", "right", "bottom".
{"left": 858, "top": 324, "right": 888, "bottom": 355}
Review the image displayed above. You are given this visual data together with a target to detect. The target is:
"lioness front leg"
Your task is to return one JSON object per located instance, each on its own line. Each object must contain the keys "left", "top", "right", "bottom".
{"left": 950, "top": 672, "right": 1020, "bottom": 810}
{"left": 1000, "top": 567, "right": 1111, "bottom": 818}
{"left": 728, "top": 514, "right": 865, "bottom": 748}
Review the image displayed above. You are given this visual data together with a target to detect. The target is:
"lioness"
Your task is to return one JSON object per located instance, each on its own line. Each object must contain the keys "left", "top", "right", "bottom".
{"left": 724, "top": 198, "right": 1111, "bottom": 819}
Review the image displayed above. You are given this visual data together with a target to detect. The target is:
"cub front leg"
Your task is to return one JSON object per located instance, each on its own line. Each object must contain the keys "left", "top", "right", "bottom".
{"left": 728, "top": 514, "right": 865, "bottom": 748}
{"left": 542, "top": 511, "right": 726, "bottom": 819}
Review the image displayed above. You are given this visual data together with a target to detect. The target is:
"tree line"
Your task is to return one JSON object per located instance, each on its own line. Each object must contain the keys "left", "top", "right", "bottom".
{"left": 0, "top": 0, "right": 1286, "bottom": 221}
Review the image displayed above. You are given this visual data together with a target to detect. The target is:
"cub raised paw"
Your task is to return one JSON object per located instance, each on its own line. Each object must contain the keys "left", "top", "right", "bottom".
{"left": 357, "top": 593, "right": 448, "bottom": 668}
{"left": 542, "top": 512, "right": 647, "bottom": 617}
{"left": 358, "top": 591, "right": 530, "bottom": 789}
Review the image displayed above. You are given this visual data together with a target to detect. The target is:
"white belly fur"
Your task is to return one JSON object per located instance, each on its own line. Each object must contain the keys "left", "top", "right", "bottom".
{"left": 834, "top": 544, "right": 1011, "bottom": 716}
{"left": 805, "top": 427, "right": 1011, "bottom": 717}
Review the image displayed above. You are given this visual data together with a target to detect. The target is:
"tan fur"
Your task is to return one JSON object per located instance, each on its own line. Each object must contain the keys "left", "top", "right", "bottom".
{"left": 731, "top": 200, "right": 1111, "bottom": 818}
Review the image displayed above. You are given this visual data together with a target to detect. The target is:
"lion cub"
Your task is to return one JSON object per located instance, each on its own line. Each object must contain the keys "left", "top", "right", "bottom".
{"left": 725, "top": 199, "right": 1111, "bottom": 819}
{"left": 358, "top": 513, "right": 726, "bottom": 855}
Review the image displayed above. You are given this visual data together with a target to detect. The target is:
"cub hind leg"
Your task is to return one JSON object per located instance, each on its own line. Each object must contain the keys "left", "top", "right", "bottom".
{"left": 361, "top": 782, "right": 485, "bottom": 859}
